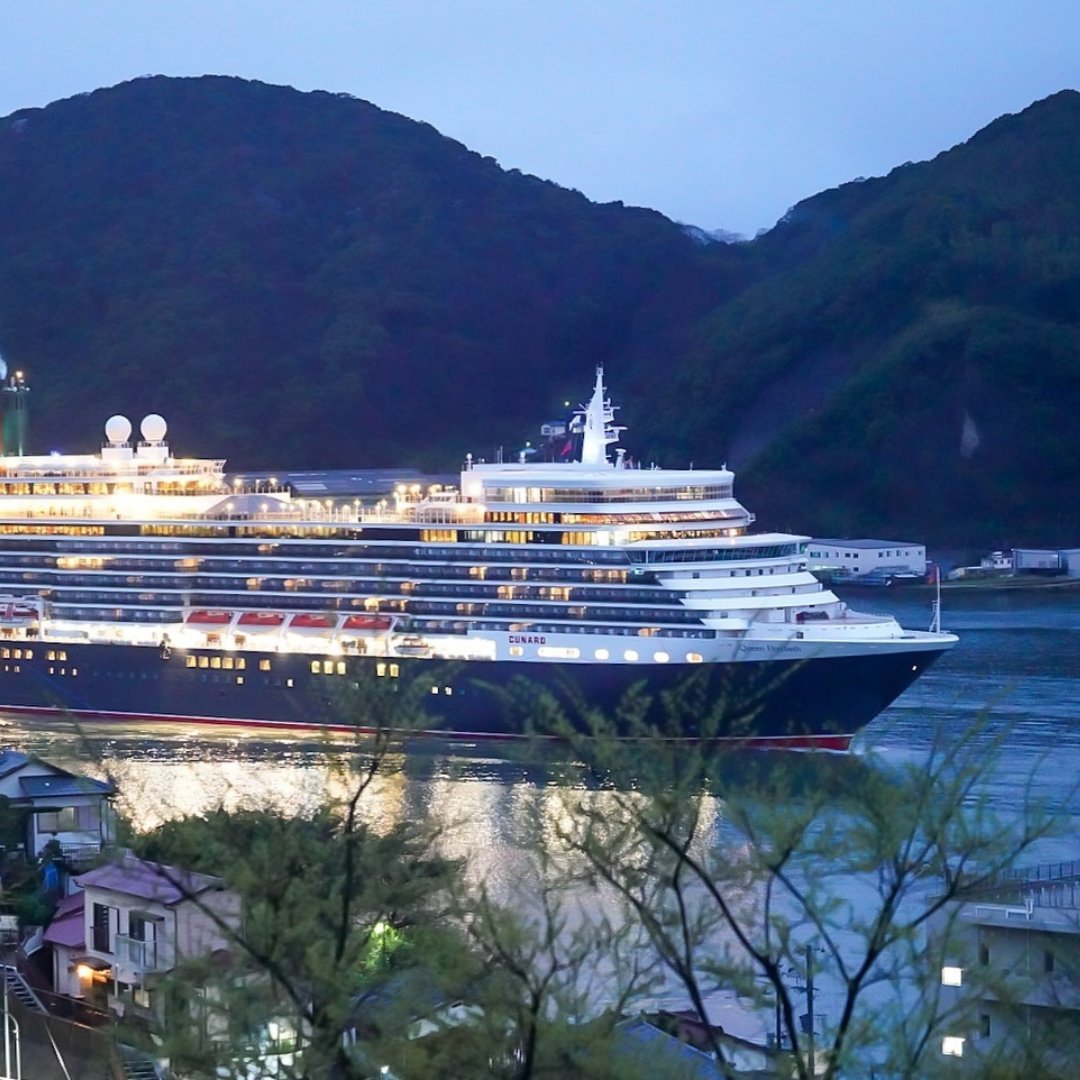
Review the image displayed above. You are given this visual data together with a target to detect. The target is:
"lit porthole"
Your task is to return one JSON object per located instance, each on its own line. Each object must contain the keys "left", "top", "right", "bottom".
{"left": 430, "top": 686, "right": 439, "bottom": 695}
{"left": 594, "top": 648, "right": 610, "bottom": 660}
{"left": 509, "top": 646, "right": 524, "bottom": 657}
{"left": 687, "top": 652, "right": 703, "bottom": 664}
{"left": 654, "top": 651, "right": 670, "bottom": 663}
{"left": 624, "top": 649, "right": 639, "bottom": 662}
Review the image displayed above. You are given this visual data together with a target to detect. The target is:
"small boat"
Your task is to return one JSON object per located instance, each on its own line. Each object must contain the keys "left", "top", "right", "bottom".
{"left": 186, "top": 610, "right": 233, "bottom": 625}
{"left": 341, "top": 614, "right": 393, "bottom": 632}
{"left": 394, "top": 634, "right": 432, "bottom": 656}
{"left": 237, "top": 612, "right": 286, "bottom": 628}
{"left": 289, "top": 612, "right": 336, "bottom": 630}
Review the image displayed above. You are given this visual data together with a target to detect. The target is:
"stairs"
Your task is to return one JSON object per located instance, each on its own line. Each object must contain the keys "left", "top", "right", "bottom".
{"left": 118, "top": 1044, "right": 162, "bottom": 1079}
{"left": 1, "top": 963, "right": 44, "bottom": 1011}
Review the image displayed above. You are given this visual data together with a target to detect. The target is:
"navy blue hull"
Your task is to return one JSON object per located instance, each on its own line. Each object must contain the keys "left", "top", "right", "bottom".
{"left": 0, "top": 640, "right": 947, "bottom": 748}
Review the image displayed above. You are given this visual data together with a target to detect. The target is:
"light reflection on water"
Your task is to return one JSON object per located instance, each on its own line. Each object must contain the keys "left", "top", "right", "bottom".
{"left": 0, "top": 586, "right": 1076, "bottom": 871}
{"left": 0, "top": 590, "right": 1074, "bottom": 1044}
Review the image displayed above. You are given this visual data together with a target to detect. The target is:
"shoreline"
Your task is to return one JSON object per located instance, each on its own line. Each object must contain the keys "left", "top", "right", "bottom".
{"left": 835, "top": 576, "right": 1080, "bottom": 595}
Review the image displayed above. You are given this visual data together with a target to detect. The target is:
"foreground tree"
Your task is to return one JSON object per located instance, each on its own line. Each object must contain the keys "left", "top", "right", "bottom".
{"left": 99, "top": 669, "right": 1068, "bottom": 1079}
{"left": 537, "top": 684, "right": 1064, "bottom": 1080}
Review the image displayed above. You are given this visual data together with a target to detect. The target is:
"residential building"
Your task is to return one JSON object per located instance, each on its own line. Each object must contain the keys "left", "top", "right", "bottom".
{"left": 0, "top": 749, "right": 114, "bottom": 861}
{"left": 49, "top": 852, "right": 240, "bottom": 1025}
{"left": 934, "top": 861, "right": 1080, "bottom": 1073}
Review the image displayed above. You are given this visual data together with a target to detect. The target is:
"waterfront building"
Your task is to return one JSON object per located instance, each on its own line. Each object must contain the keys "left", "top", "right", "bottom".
{"left": 934, "top": 861, "right": 1080, "bottom": 1072}
{"left": 806, "top": 539, "right": 926, "bottom": 580}
{"left": 0, "top": 749, "right": 114, "bottom": 861}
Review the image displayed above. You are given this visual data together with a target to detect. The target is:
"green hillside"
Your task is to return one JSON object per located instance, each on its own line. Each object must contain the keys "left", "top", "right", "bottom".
{"left": 1, "top": 76, "right": 1079, "bottom": 546}
{"left": 0, "top": 76, "right": 742, "bottom": 469}
{"left": 648, "top": 90, "right": 1080, "bottom": 546}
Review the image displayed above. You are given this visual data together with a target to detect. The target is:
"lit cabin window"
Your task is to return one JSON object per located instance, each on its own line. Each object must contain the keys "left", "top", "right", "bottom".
{"left": 509, "top": 646, "right": 524, "bottom": 658}
{"left": 237, "top": 658, "right": 246, "bottom": 670}
{"left": 376, "top": 663, "right": 387, "bottom": 676}
{"left": 311, "top": 661, "right": 321, "bottom": 674}
{"left": 322, "top": 660, "right": 334, "bottom": 674}
{"left": 654, "top": 651, "right": 670, "bottom": 663}
{"left": 687, "top": 652, "right": 703, "bottom": 663}
{"left": 594, "top": 648, "right": 610, "bottom": 660}
{"left": 336, "top": 661, "right": 346, "bottom": 675}
{"left": 623, "top": 649, "right": 639, "bottom": 662}
{"left": 538, "top": 646, "right": 579, "bottom": 659}
{"left": 198, "top": 656, "right": 209, "bottom": 669}
{"left": 186, "top": 656, "right": 196, "bottom": 668}
{"left": 236, "top": 676, "right": 244, "bottom": 685}
{"left": 223, "top": 657, "right": 234, "bottom": 670}
{"left": 210, "top": 656, "right": 221, "bottom": 670}
{"left": 941, "top": 967, "right": 963, "bottom": 987}
{"left": 390, "top": 664, "right": 399, "bottom": 677}
{"left": 259, "top": 659, "right": 271, "bottom": 671}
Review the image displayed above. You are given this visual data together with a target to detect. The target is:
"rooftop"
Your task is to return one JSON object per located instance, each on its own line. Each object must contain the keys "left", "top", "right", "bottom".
{"left": 76, "top": 853, "right": 222, "bottom": 905}
{"left": 811, "top": 538, "right": 920, "bottom": 549}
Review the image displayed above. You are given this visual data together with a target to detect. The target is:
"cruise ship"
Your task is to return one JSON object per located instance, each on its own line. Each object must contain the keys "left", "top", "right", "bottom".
{"left": 0, "top": 369, "right": 956, "bottom": 748}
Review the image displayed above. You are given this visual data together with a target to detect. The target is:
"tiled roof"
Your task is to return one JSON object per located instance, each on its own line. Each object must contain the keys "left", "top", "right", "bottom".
{"left": 19, "top": 775, "right": 113, "bottom": 798}
{"left": 76, "top": 853, "right": 222, "bottom": 905}
{"left": 43, "top": 893, "right": 85, "bottom": 950}
{"left": 0, "top": 750, "right": 30, "bottom": 780}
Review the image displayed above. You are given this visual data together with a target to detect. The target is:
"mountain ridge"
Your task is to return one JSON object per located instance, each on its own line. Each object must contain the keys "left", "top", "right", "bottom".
{"left": 1, "top": 76, "right": 1079, "bottom": 546}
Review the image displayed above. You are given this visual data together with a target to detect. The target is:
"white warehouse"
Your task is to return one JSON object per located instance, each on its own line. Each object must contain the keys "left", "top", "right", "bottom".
{"left": 807, "top": 539, "right": 927, "bottom": 579}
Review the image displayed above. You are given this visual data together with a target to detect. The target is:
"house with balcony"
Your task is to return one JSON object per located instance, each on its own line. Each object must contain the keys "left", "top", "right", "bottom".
{"left": 933, "top": 860, "right": 1080, "bottom": 1073}
{"left": 0, "top": 749, "right": 114, "bottom": 862}
{"left": 48, "top": 851, "right": 241, "bottom": 1024}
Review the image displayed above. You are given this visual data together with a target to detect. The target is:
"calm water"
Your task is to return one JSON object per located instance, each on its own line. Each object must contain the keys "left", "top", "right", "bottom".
{"left": 2, "top": 586, "right": 1078, "bottom": 867}
{"left": 3, "top": 588, "right": 1077, "bottom": 1048}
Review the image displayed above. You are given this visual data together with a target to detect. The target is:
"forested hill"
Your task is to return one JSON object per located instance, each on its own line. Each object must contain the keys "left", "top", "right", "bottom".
{"left": 1, "top": 77, "right": 1080, "bottom": 546}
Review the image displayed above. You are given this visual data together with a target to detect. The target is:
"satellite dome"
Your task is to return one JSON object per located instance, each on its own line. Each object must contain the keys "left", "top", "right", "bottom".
{"left": 141, "top": 413, "right": 167, "bottom": 443}
{"left": 105, "top": 415, "right": 132, "bottom": 445}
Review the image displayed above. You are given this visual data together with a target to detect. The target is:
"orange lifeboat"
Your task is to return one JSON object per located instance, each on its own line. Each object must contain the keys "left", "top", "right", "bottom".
{"left": 342, "top": 614, "right": 392, "bottom": 632}
{"left": 289, "top": 613, "right": 336, "bottom": 630}
{"left": 186, "top": 610, "right": 233, "bottom": 625}
{"left": 237, "top": 612, "right": 286, "bottom": 628}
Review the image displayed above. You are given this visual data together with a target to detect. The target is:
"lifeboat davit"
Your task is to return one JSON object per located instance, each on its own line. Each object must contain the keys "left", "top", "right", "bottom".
{"left": 186, "top": 610, "right": 233, "bottom": 625}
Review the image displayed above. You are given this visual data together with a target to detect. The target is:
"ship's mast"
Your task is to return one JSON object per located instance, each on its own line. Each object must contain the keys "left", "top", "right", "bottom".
{"left": 578, "top": 367, "right": 625, "bottom": 467}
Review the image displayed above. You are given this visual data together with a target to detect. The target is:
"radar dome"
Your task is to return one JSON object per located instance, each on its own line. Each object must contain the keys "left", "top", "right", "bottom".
{"left": 105, "top": 415, "right": 132, "bottom": 445}
{"left": 141, "top": 414, "right": 167, "bottom": 443}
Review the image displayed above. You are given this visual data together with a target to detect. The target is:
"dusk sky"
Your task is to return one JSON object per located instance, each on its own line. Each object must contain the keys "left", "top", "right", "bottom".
{"left": 2, "top": 1, "right": 1079, "bottom": 236}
